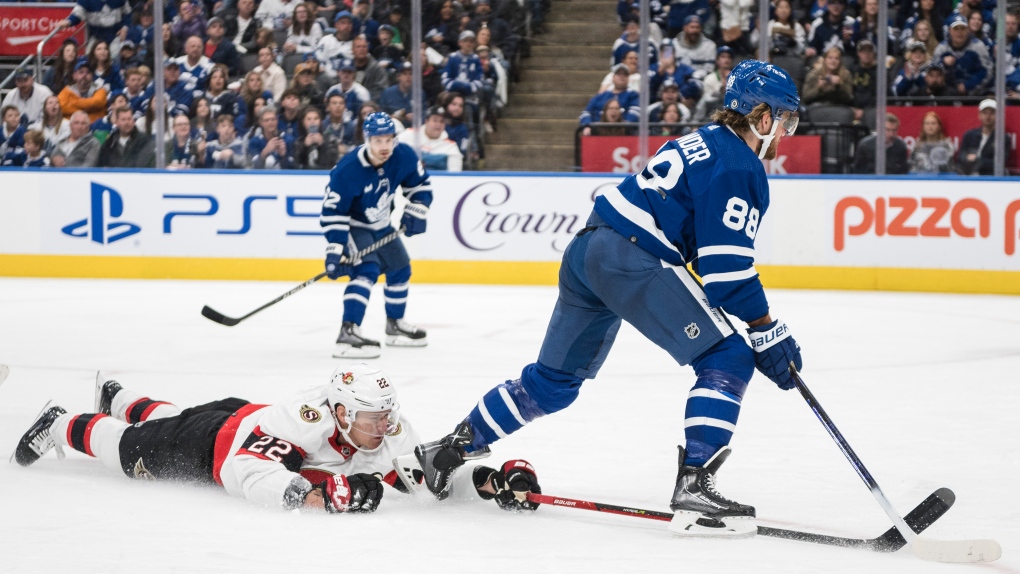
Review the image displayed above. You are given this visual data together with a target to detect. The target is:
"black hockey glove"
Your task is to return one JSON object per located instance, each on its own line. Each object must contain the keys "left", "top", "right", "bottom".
{"left": 320, "top": 473, "right": 383, "bottom": 513}
{"left": 747, "top": 319, "right": 802, "bottom": 390}
{"left": 325, "top": 243, "right": 354, "bottom": 280}
{"left": 400, "top": 202, "right": 428, "bottom": 237}
{"left": 473, "top": 460, "right": 541, "bottom": 512}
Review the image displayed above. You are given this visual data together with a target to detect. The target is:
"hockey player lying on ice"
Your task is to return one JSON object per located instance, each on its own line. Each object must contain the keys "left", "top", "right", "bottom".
{"left": 13, "top": 364, "right": 541, "bottom": 514}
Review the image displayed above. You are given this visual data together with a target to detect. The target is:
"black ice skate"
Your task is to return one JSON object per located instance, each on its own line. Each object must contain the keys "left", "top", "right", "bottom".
{"left": 384, "top": 318, "right": 428, "bottom": 347}
{"left": 407, "top": 420, "right": 490, "bottom": 500}
{"left": 12, "top": 402, "right": 67, "bottom": 467}
{"left": 94, "top": 371, "right": 123, "bottom": 415}
{"left": 333, "top": 321, "right": 382, "bottom": 359}
{"left": 668, "top": 446, "right": 757, "bottom": 538}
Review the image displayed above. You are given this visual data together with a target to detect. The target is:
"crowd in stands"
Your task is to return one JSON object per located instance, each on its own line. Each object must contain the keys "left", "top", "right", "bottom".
{"left": 580, "top": 0, "right": 1018, "bottom": 174}
{"left": 2, "top": 0, "right": 539, "bottom": 171}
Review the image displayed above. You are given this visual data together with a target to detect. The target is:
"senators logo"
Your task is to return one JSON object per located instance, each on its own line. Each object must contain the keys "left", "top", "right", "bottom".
{"left": 387, "top": 422, "right": 402, "bottom": 437}
{"left": 342, "top": 372, "right": 355, "bottom": 385}
{"left": 299, "top": 405, "right": 321, "bottom": 423}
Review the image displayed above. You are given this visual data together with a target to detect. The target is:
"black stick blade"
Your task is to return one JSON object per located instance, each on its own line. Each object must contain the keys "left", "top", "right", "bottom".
{"left": 201, "top": 305, "right": 240, "bottom": 326}
{"left": 869, "top": 487, "right": 956, "bottom": 552}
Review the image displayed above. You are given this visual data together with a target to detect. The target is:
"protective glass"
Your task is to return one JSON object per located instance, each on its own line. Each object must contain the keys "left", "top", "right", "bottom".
{"left": 777, "top": 110, "right": 799, "bottom": 136}
{"left": 351, "top": 408, "right": 400, "bottom": 438}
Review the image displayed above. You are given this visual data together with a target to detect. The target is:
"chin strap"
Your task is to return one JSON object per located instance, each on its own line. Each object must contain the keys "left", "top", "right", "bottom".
{"left": 748, "top": 114, "right": 781, "bottom": 160}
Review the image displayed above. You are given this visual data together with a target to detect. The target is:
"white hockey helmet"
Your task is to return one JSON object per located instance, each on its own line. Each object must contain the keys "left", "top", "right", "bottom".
{"left": 327, "top": 364, "right": 400, "bottom": 452}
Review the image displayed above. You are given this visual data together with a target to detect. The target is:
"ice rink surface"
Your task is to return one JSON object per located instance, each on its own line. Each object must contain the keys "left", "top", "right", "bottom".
{"left": 0, "top": 277, "right": 1017, "bottom": 574}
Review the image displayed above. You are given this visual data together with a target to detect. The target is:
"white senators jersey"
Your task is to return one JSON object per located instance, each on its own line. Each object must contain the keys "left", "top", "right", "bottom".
{"left": 214, "top": 386, "right": 420, "bottom": 508}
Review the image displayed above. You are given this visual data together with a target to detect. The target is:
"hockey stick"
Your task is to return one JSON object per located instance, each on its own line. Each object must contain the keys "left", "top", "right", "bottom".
{"left": 527, "top": 488, "right": 954, "bottom": 552}
{"left": 790, "top": 366, "right": 1001, "bottom": 562}
{"left": 0, "top": 364, "right": 9, "bottom": 386}
{"left": 201, "top": 229, "right": 404, "bottom": 327}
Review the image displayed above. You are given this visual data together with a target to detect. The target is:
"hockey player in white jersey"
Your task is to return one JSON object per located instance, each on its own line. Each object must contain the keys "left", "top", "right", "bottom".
{"left": 321, "top": 111, "right": 433, "bottom": 359}
{"left": 411, "top": 60, "right": 803, "bottom": 537}
{"left": 13, "top": 365, "right": 540, "bottom": 514}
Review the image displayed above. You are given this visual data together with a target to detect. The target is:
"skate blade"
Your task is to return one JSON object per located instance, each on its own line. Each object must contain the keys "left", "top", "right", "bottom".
{"left": 385, "top": 335, "right": 428, "bottom": 347}
{"left": 94, "top": 370, "right": 107, "bottom": 413}
{"left": 667, "top": 512, "right": 757, "bottom": 538}
{"left": 332, "top": 344, "right": 381, "bottom": 359}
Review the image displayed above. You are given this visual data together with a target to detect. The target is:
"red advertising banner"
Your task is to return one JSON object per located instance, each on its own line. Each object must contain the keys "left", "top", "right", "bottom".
{"left": 888, "top": 105, "right": 1020, "bottom": 168}
{"left": 580, "top": 134, "right": 822, "bottom": 174}
{"left": 0, "top": 3, "right": 84, "bottom": 57}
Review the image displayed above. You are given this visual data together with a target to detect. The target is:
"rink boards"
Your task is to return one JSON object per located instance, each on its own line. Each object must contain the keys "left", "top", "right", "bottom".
{"left": 1, "top": 169, "right": 1018, "bottom": 294}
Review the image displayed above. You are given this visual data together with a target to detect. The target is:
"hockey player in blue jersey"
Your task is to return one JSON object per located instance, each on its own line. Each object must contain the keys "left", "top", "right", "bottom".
{"left": 320, "top": 112, "right": 433, "bottom": 359}
{"left": 409, "top": 60, "right": 804, "bottom": 536}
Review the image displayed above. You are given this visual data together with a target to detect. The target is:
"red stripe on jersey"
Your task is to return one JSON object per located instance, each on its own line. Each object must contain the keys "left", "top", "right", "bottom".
{"left": 81, "top": 414, "right": 109, "bottom": 457}
{"left": 139, "top": 401, "right": 171, "bottom": 421}
{"left": 212, "top": 403, "right": 269, "bottom": 486}
{"left": 300, "top": 468, "right": 335, "bottom": 485}
{"left": 327, "top": 427, "right": 358, "bottom": 460}
{"left": 382, "top": 470, "right": 399, "bottom": 487}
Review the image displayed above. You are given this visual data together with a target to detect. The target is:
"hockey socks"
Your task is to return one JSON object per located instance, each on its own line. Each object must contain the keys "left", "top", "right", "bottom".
{"left": 683, "top": 369, "right": 748, "bottom": 466}
{"left": 52, "top": 413, "right": 130, "bottom": 472}
{"left": 110, "top": 388, "right": 180, "bottom": 423}
{"left": 342, "top": 277, "right": 375, "bottom": 324}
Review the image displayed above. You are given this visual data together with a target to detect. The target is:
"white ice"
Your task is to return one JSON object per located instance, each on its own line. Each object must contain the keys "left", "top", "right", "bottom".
{"left": 0, "top": 277, "right": 1017, "bottom": 574}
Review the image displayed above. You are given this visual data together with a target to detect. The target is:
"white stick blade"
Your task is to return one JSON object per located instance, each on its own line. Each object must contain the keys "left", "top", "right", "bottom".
{"left": 912, "top": 536, "right": 1002, "bottom": 563}
{"left": 0, "top": 364, "right": 9, "bottom": 386}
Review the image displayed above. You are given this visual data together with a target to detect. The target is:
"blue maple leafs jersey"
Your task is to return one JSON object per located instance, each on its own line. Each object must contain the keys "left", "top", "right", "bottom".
{"left": 593, "top": 123, "right": 770, "bottom": 323}
{"left": 320, "top": 142, "right": 433, "bottom": 246}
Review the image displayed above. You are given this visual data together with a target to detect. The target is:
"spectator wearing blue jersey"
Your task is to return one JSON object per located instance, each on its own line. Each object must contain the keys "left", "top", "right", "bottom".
{"left": 1007, "top": 13, "right": 1020, "bottom": 95}
{"left": 204, "top": 114, "right": 247, "bottom": 168}
{"left": 87, "top": 41, "right": 123, "bottom": 94}
{"left": 165, "top": 114, "right": 205, "bottom": 168}
{"left": 320, "top": 111, "right": 434, "bottom": 358}
{"left": 580, "top": 64, "right": 639, "bottom": 135}
{"left": 440, "top": 92, "right": 473, "bottom": 160}
{"left": 3, "top": 130, "right": 50, "bottom": 168}
{"left": 176, "top": 36, "right": 214, "bottom": 99}
{"left": 56, "top": 0, "right": 132, "bottom": 46}
{"left": 649, "top": 49, "right": 699, "bottom": 101}
{"left": 247, "top": 106, "right": 294, "bottom": 168}
{"left": 351, "top": 0, "right": 380, "bottom": 47}
{"left": 0, "top": 106, "right": 27, "bottom": 159}
{"left": 849, "top": 0, "right": 897, "bottom": 54}
{"left": 892, "top": 40, "right": 929, "bottom": 96}
{"left": 667, "top": 0, "right": 711, "bottom": 38}
{"left": 118, "top": 41, "right": 145, "bottom": 70}
{"left": 806, "top": 0, "right": 853, "bottom": 59}
{"left": 205, "top": 65, "right": 247, "bottom": 133}
{"left": 380, "top": 63, "right": 425, "bottom": 126}
{"left": 276, "top": 89, "right": 302, "bottom": 139}
{"left": 412, "top": 61, "right": 805, "bottom": 539}
{"left": 139, "top": 60, "right": 193, "bottom": 117}
{"left": 205, "top": 17, "right": 240, "bottom": 76}
{"left": 612, "top": 17, "right": 659, "bottom": 66}
{"left": 115, "top": 68, "right": 147, "bottom": 115}
{"left": 933, "top": 14, "right": 993, "bottom": 96}
{"left": 442, "top": 31, "right": 484, "bottom": 99}
{"left": 966, "top": 10, "right": 993, "bottom": 50}
{"left": 648, "top": 78, "right": 681, "bottom": 122}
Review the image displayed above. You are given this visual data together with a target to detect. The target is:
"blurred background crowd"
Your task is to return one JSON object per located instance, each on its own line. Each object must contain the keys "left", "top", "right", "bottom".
{"left": 0, "top": 0, "right": 1016, "bottom": 173}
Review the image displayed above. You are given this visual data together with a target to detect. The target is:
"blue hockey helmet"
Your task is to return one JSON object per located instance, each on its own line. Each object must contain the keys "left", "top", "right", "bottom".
{"left": 363, "top": 112, "right": 396, "bottom": 138}
{"left": 724, "top": 59, "right": 800, "bottom": 133}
